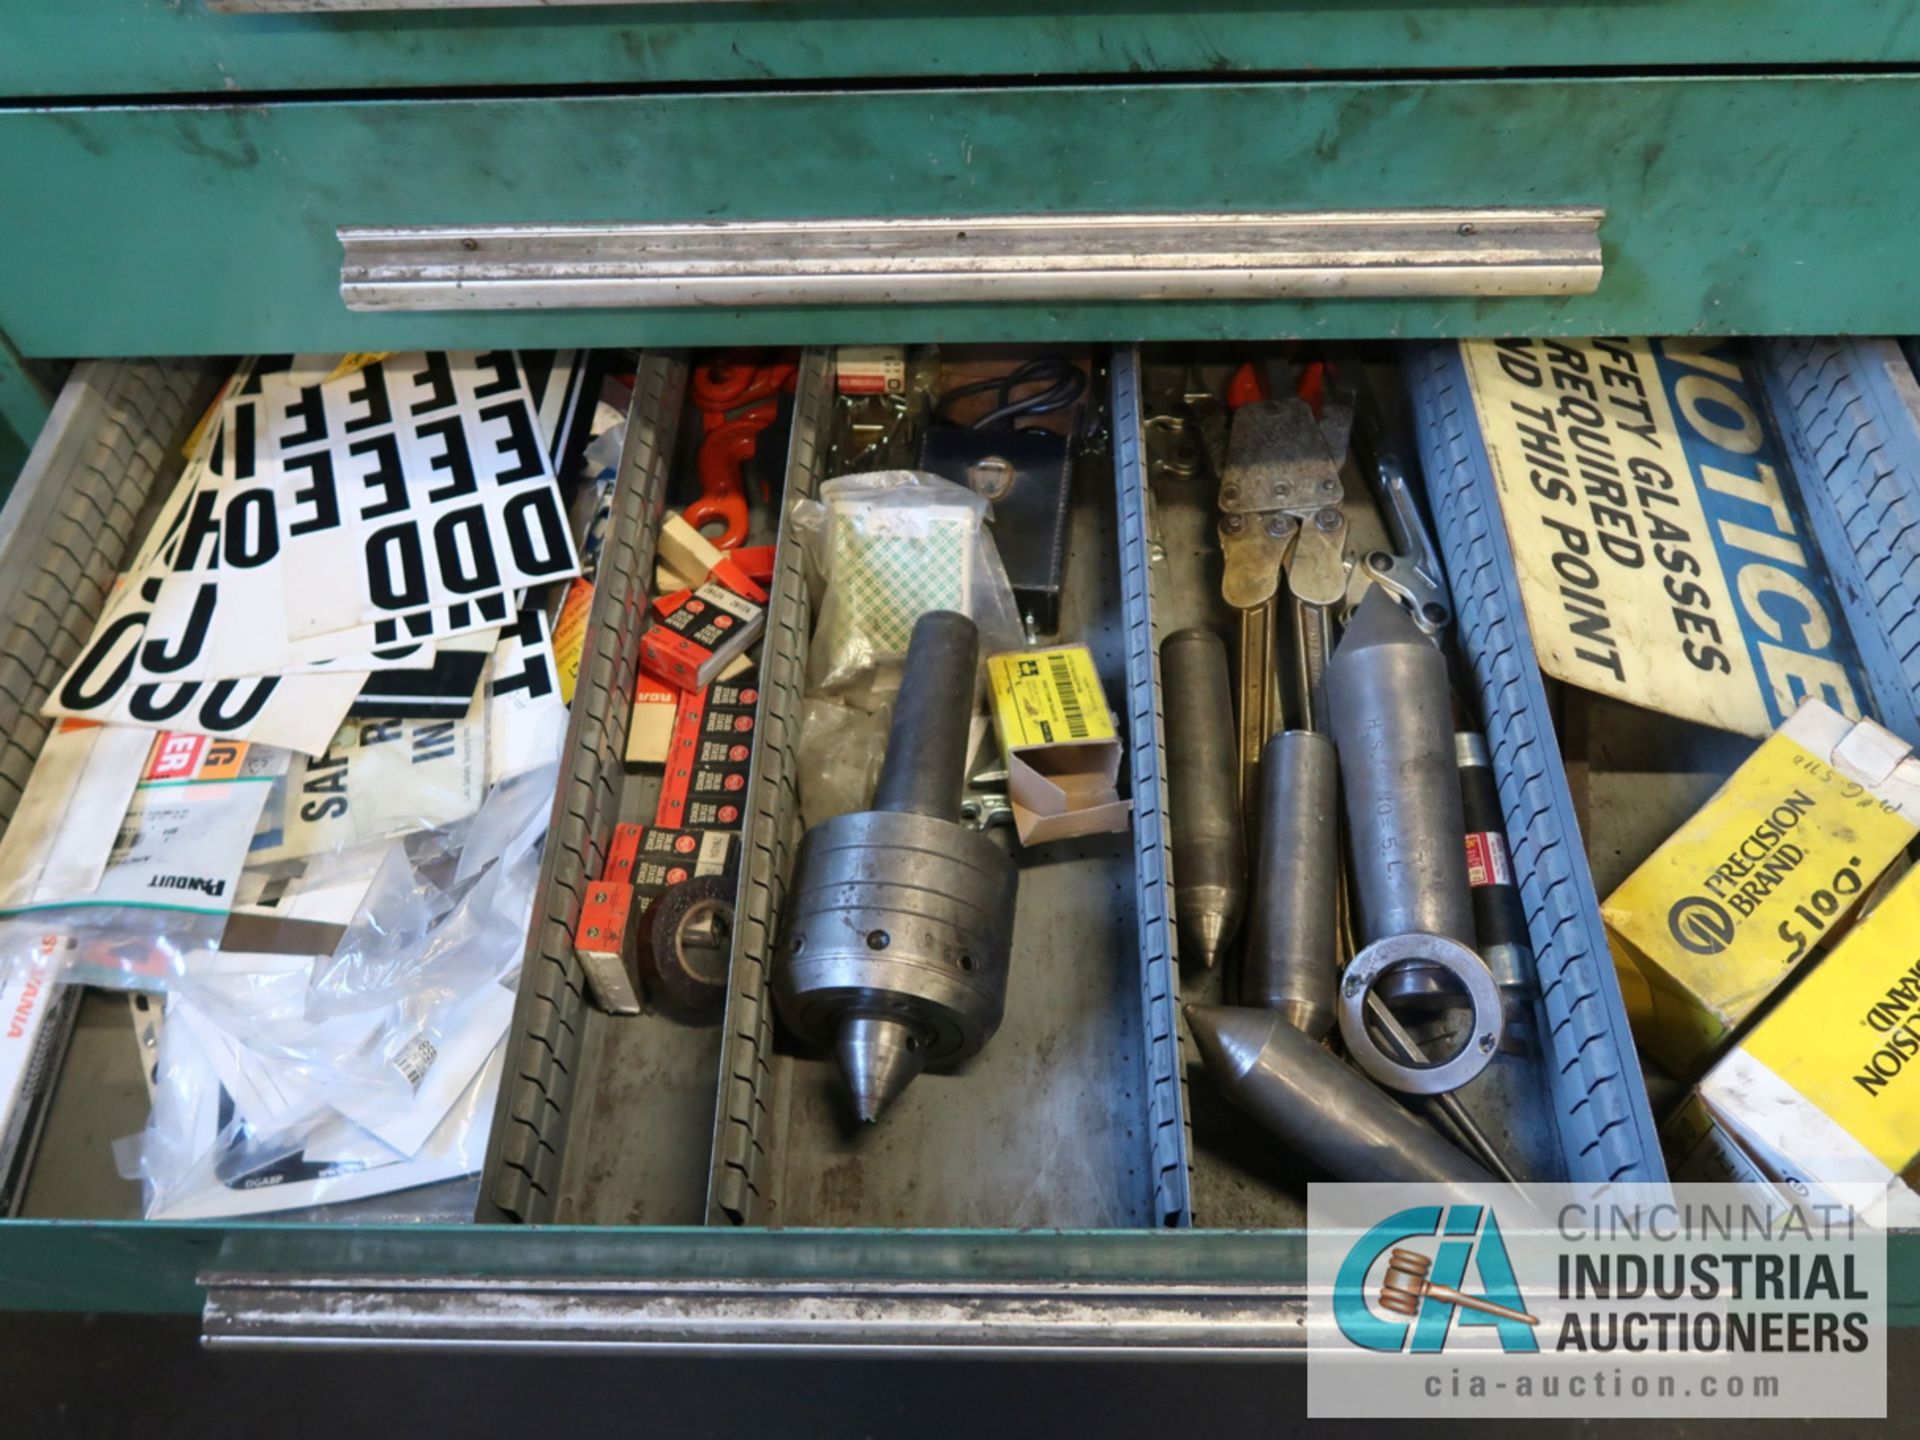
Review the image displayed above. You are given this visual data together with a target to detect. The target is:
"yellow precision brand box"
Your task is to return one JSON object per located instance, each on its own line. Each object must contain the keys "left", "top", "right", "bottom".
{"left": 1603, "top": 700, "right": 1920, "bottom": 1080}
{"left": 987, "top": 645, "right": 1130, "bottom": 845}
{"left": 1702, "top": 863, "right": 1920, "bottom": 1228}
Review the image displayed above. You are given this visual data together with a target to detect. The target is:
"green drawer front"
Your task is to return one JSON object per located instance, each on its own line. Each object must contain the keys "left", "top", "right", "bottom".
{"left": 13, "top": 1, "right": 1920, "bottom": 98}
{"left": 5, "top": 75, "right": 1920, "bottom": 357}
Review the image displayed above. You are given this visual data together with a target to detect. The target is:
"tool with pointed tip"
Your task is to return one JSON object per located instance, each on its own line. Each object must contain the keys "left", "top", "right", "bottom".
{"left": 1241, "top": 729, "right": 1338, "bottom": 1034}
{"left": 773, "top": 611, "right": 1017, "bottom": 1124}
{"left": 1327, "top": 588, "right": 1482, "bottom": 1013}
{"left": 1161, "top": 628, "right": 1246, "bottom": 971}
{"left": 1379, "top": 1249, "right": 1539, "bottom": 1324}
{"left": 1184, "top": 1004, "right": 1494, "bottom": 1184}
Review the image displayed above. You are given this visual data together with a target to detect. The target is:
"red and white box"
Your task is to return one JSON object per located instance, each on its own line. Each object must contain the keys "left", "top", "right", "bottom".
{"left": 638, "top": 582, "right": 765, "bottom": 692}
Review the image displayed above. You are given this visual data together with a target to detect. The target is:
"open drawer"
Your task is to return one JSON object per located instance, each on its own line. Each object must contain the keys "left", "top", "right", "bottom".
{"left": 1, "top": 337, "right": 1917, "bottom": 1347}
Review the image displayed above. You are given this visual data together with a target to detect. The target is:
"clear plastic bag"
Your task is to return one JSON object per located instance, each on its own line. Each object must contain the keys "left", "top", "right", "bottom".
{"left": 304, "top": 761, "right": 554, "bottom": 1022}
{"left": 797, "top": 697, "right": 891, "bottom": 829}
{"left": 246, "top": 700, "right": 491, "bottom": 869}
{"left": 0, "top": 727, "right": 292, "bottom": 990}
{"left": 116, "top": 992, "right": 505, "bottom": 1220}
{"left": 790, "top": 470, "right": 1023, "bottom": 698}
{"left": 0, "top": 913, "right": 228, "bottom": 994}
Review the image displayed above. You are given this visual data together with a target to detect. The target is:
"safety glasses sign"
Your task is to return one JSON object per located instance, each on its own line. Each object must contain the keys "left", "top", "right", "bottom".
{"left": 1455, "top": 338, "right": 1869, "bottom": 739}
{"left": 1307, "top": 1183, "right": 1886, "bottom": 1418}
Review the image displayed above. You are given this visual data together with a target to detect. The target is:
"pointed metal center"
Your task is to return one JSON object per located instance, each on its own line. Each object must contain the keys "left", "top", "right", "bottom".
{"left": 836, "top": 1015, "right": 929, "bottom": 1124}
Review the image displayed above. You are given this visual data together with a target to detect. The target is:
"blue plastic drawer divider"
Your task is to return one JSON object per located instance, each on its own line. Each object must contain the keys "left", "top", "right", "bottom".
{"left": 1757, "top": 338, "right": 1920, "bottom": 749}
{"left": 1406, "top": 343, "right": 1666, "bottom": 1184}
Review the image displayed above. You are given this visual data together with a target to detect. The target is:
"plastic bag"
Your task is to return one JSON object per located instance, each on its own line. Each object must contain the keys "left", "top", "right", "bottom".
{"left": 152, "top": 947, "right": 517, "bottom": 1157}
{"left": 304, "top": 762, "right": 554, "bottom": 1022}
{"left": 246, "top": 703, "right": 491, "bottom": 869}
{"left": 0, "top": 732, "right": 288, "bottom": 991}
{"left": 797, "top": 697, "right": 891, "bottom": 829}
{"left": 790, "top": 470, "right": 1023, "bottom": 698}
{"left": 0, "top": 914, "right": 226, "bottom": 995}
{"left": 117, "top": 991, "right": 505, "bottom": 1220}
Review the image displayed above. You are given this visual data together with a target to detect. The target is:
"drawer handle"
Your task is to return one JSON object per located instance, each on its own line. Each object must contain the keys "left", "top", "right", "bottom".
{"left": 202, "top": 1273, "right": 1310, "bottom": 1354}
{"left": 337, "top": 208, "right": 1603, "bottom": 312}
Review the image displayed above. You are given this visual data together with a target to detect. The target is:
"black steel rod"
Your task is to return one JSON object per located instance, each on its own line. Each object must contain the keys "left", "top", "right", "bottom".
{"left": 873, "top": 610, "right": 980, "bottom": 821}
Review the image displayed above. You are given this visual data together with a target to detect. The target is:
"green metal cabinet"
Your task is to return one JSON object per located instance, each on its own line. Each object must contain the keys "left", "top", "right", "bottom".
{"left": 12, "top": 1, "right": 1920, "bottom": 96}
{"left": 2, "top": 2, "right": 1917, "bottom": 1345}
{"left": 6, "top": 75, "right": 1920, "bottom": 361}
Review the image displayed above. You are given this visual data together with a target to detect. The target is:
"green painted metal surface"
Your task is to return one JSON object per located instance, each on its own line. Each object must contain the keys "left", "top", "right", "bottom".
{"left": 10, "top": 0, "right": 1920, "bottom": 97}
{"left": 4, "top": 1222, "right": 1313, "bottom": 1315}
{"left": 0, "top": 75, "right": 1915, "bottom": 355}
{"left": 0, "top": 327, "right": 48, "bottom": 485}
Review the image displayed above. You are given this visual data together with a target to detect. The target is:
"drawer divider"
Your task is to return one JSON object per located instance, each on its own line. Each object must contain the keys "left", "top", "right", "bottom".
{"left": 1758, "top": 337, "right": 1920, "bottom": 747}
{"left": 1111, "top": 347, "right": 1195, "bottom": 1229}
{"left": 1408, "top": 343, "right": 1665, "bottom": 1184}
{"left": 479, "top": 351, "right": 687, "bottom": 1223}
{"left": 704, "top": 348, "right": 835, "bottom": 1226}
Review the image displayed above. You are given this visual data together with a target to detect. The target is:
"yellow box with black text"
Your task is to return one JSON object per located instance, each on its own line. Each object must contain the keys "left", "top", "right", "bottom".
{"left": 1602, "top": 701, "right": 1920, "bottom": 1079}
{"left": 1702, "top": 863, "right": 1920, "bottom": 1226}
{"left": 987, "top": 646, "right": 1130, "bottom": 846}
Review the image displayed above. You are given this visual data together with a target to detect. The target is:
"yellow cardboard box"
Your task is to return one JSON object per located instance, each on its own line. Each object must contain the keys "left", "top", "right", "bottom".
{"left": 1603, "top": 700, "right": 1920, "bottom": 1079}
{"left": 1701, "top": 863, "right": 1920, "bottom": 1227}
{"left": 986, "top": 646, "right": 1131, "bottom": 846}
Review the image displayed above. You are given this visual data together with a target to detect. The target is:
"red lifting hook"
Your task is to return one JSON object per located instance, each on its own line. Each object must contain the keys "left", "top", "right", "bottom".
{"left": 689, "top": 359, "right": 797, "bottom": 550}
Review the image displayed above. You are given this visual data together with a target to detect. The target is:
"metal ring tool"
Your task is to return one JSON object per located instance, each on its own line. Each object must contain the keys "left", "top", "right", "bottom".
{"left": 1337, "top": 933, "right": 1503, "bottom": 1095}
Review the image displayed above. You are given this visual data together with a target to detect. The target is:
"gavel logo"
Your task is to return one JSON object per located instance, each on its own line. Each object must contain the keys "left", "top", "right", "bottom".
{"left": 1379, "top": 1248, "right": 1540, "bottom": 1325}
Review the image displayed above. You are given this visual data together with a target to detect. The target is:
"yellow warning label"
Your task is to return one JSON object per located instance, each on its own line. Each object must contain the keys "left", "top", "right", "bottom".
{"left": 988, "top": 646, "right": 1115, "bottom": 753}
{"left": 552, "top": 578, "right": 593, "bottom": 707}
{"left": 1744, "top": 865, "right": 1920, "bottom": 1172}
{"left": 1603, "top": 708, "right": 1919, "bottom": 1078}
{"left": 1460, "top": 337, "right": 1867, "bottom": 738}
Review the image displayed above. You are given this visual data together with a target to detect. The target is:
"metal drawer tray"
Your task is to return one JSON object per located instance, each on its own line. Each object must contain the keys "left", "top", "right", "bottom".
{"left": 483, "top": 348, "right": 1186, "bottom": 1232}
{"left": 705, "top": 352, "right": 1185, "bottom": 1230}
{"left": 7, "top": 342, "right": 1920, "bottom": 1345}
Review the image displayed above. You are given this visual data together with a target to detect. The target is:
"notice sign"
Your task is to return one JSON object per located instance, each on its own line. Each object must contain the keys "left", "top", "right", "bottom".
{"left": 1459, "top": 338, "right": 1869, "bottom": 737}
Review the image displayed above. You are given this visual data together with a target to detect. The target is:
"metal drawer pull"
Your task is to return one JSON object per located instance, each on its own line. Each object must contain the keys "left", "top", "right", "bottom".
{"left": 338, "top": 208, "right": 1603, "bottom": 312}
{"left": 202, "top": 1275, "right": 1309, "bottom": 1355}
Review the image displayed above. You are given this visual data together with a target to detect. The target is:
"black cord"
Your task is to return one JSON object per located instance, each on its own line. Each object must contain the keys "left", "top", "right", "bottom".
{"left": 933, "top": 358, "right": 1087, "bottom": 431}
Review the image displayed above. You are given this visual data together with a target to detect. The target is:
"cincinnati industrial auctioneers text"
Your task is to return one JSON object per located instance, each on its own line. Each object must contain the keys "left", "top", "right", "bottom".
{"left": 1551, "top": 1200, "right": 1871, "bottom": 1354}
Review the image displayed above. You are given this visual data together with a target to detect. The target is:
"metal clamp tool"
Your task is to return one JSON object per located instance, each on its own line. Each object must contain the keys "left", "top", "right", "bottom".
{"left": 1217, "top": 397, "right": 1349, "bottom": 812}
{"left": 1339, "top": 362, "right": 1452, "bottom": 637}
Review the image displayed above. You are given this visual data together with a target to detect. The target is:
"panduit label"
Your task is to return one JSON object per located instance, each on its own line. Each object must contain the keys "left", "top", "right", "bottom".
{"left": 1458, "top": 338, "right": 1870, "bottom": 737}
{"left": 1603, "top": 701, "right": 1920, "bottom": 1079}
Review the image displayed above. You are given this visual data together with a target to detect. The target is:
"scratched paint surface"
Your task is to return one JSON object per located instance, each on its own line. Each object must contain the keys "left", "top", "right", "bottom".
{"left": 10, "top": 0, "right": 1920, "bottom": 96}
{"left": 1, "top": 75, "right": 1914, "bottom": 355}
